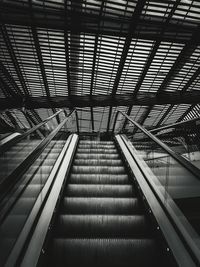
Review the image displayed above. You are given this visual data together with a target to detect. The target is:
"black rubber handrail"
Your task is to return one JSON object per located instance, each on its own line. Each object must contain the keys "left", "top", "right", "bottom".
{"left": 118, "top": 135, "right": 199, "bottom": 266}
{"left": 112, "top": 110, "right": 200, "bottom": 180}
{"left": 0, "top": 109, "right": 62, "bottom": 154}
{"left": 0, "top": 109, "right": 79, "bottom": 222}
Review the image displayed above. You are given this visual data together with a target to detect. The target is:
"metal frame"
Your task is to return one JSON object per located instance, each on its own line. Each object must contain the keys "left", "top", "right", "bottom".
{"left": 4, "top": 134, "right": 78, "bottom": 267}
{"left": 20, "top": 134, "right": 78, "bottom": 267}
{"left": 0, "top": 109, "right": 62, "bottom": 154}
{"left": 150, "top": 116, "right": 200, "bottom": 134}
{"left": 115, "top": 134, "right": 198, "bottom": 266}
{"left": 113, "top": 110, "right": 200, "bottom": 180}
{"left": 0, "top": 109, "right": 79, "bottom": 219}
{"left": 1, "top": 1, "right": 200, "bottom": 132}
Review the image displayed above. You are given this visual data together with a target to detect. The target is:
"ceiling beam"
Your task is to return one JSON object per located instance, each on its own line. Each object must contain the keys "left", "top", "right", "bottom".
{"left": 0, "top": 3, "right": 199, "bottom": 44}
{"left": 0, "top": 25, "right": 29, "bottom": 96}
{"left": 31, "top": 27, "right": 60, "bottom": 124}
{"left": 0, "top": 62, "right": 23, "bottom": 97}
{"left": 181, "top": 65, "right": 200, "bottom": 94}
{"left": 1, "top": 91, "right": 200, "bottom": 110}
{"left": 157, "top": 26, "right": 200, "bottom": 95}
{"left": 90, "top": 107, "right": 94, "bottom": 132}
{"left": 111, "top": 0, "right": 146, "bottom": 97}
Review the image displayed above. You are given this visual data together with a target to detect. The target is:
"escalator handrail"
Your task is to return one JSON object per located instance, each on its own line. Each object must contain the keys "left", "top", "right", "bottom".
{"left": 117, "top": 134, "right": 199, "bottom": 266}
{"left": 0, "top": 109, "right": 79, "bottom": 222}
{"left": 113, "top": 110, "right": 200, "bottom": 180}
{"left": 0, "top": 109, "right": 62, "bottom": 154}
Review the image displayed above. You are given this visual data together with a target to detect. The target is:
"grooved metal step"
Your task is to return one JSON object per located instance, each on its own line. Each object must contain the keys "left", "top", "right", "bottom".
{"left": 51, "top": 238, "right": 160, "bottom": 267}
{"left": 65, "top": 184, "right": 135, "bottom": 198}
{"left": 72, "top": 166, "right": 126, "bottom": 174}
{"left": 69, "top": 174, "right": 130, "bottom": 184}
{"left": 77, "top": 148, "right": 118, "bottom": 154}
{"left": 56, "top": 215, "right": 151, "bottom": 238}
{"left": 73, "top": 159, "right": 123, "bottom": 166}
{"left": 75, "top": 153, "right": 120, "bottom": 159}
{"left": 61, "top": 197, "right": 141, "bottom": 215}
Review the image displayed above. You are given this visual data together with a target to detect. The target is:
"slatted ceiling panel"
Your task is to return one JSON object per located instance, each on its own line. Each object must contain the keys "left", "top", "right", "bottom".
{"left": 142, "top": 0, "right": 175, "bottom": 18}
{"left": 77, "top": 108, "right": 92, "bottom": 132}
{"left": 70, "top": 33, "right": 95, "bottom": 96}
{"left": 173, "top": 0, "right": 200, "bottom": 24}
{"left": 0, "top": 26, "right": 24, "bottom": 95}
{"left": 93, "top": 35, "right": 125, "bottom": 95}
{"left": 5, "top": 26, "right": 32, "bottom": 95}
{"left": 117, "top": 39, "right": 154, "bottom": 94}
{"left": 182, "top": 104, "right": 200, "bottom": 121}
{"left": 10, "top": 109, "right": 29, "bottom": 129}
{"left": 82, "top": 0, "right": 138, "bottom": 20}
{"left": 187, "top": 73, "right": 200, "bottom": 91}
{"left": 109, "top": 106, "right": 128, "bottom": 131}
{"left": 1, "top": 1, "right": 200, "bottom": 131}
{"left": 161, "top": 104, "right": 190, "bottom": 125}
{"left": 141, "top": 105, "right": 171, "bottom": 128}
{"left": 140, "top": 42, "right": 184, "bottom": 93}
{"left": 93, "top": 107, "right": 109, "bottom": 132}
{"left": 103, "top": 0, "right": 137, "bottom": 18}
{"left": 0, "top": 87, "right": 6, "bottom": 98}
{"left": 0, "top": 112, "right": 15, "bottom": 127}
{"left": 129, "top": 106, "right": 145, "bottom": 121}
{"left": 5, "top": 25, "right": 46, "bottom": 97}
{"left": 167, "top": 46, "right": 200, "bottom": 92}
{"left": 38, "top": 29, "right": 68, "bottom": 97}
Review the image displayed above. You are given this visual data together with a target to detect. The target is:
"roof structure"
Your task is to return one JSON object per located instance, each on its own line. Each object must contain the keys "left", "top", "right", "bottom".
{"left": 0, "top": 0, "right": 200, "bottom": 132}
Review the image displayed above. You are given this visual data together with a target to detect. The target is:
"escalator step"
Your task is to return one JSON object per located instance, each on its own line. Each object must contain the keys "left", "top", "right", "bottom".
{"left": 73, "top": 159, "right": 123, "bottom": 166}
{"left": 69, "top": 174, "right": 130, "bottom": 184}
{"left": 51, "top": 238, "right": 160, "bottom": 267}
{"left": 71, "top": 166, "right": 126, "bottom": 174}
{"left": 66, "top": 184, "right": 135, "bottom": 198}
{"left": 79, "top": 141, "right": 113, "bottom": 144}
{"left": 75, "top": 153, "right": 120, "bottom": 159}
{"left": 61, "top": 197, "right": 141, "bottom": 215}
{"left": 77, "top": 149, "right": 118, "bottom": 154}
{"left": 56, "top": 215, "right": 151, "bottom": 238}
{"left": 78, "top": 145, "right": 115, "bottom": 149}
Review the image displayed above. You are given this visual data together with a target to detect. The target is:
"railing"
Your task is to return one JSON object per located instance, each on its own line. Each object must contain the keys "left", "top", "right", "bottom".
{"left": 149, "top": 117, "right": 200, "bottom": 163}
{"left": 0, "top": 109, "right": 79, "bottom": 266}
{"left": 113, "top": 110, "right": 200, "bottom": 265}
{"left": 113, "top": 110, "right": 200, "bottom": 179}
{"left": 0, "top": 109, "right": 79, "bottom": 212}
{"left": 0, "top": 109, "right": 75, "bottom": 153}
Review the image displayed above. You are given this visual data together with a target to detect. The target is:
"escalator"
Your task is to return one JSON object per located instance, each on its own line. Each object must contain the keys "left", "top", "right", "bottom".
{"left": 43, "top": 140, "right": 172, "bottom": 267}
{"left": 0, "top": 139, "right": 66, "bottom": 266}
{"left": 2, "top": 109, "right": 200, "bottom": 266}
{"left": 138, "top": 151, "right": 200, "bottom": 236}
{"left": 0, "top": 109, "right": 79, "bottom": 266}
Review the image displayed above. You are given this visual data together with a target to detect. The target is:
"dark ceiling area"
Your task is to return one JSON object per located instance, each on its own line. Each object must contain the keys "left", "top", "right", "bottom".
{"left": 0, "top": 0, "right": 200, "bottom": 132}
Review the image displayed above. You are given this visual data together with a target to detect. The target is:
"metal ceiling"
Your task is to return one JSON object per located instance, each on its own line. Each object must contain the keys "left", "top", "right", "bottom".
{"left": 0, "top": 0, "right": 200, "bottom": 132}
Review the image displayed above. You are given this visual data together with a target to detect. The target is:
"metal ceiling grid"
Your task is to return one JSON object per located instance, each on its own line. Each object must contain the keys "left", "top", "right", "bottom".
{"left": 37, "top": 29, "right": 68, "bottom": 97}
{"left": 0, "top": 0, "right": 200, "bottom": 132}
{"left": 93, "top": 35, "right": 125, "bottom": 95}
{"left": 161, "top": 104, "right": 191, "bottom": 125}
{"left": 117, "top": 39, "right": 154, "bottom": 94}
